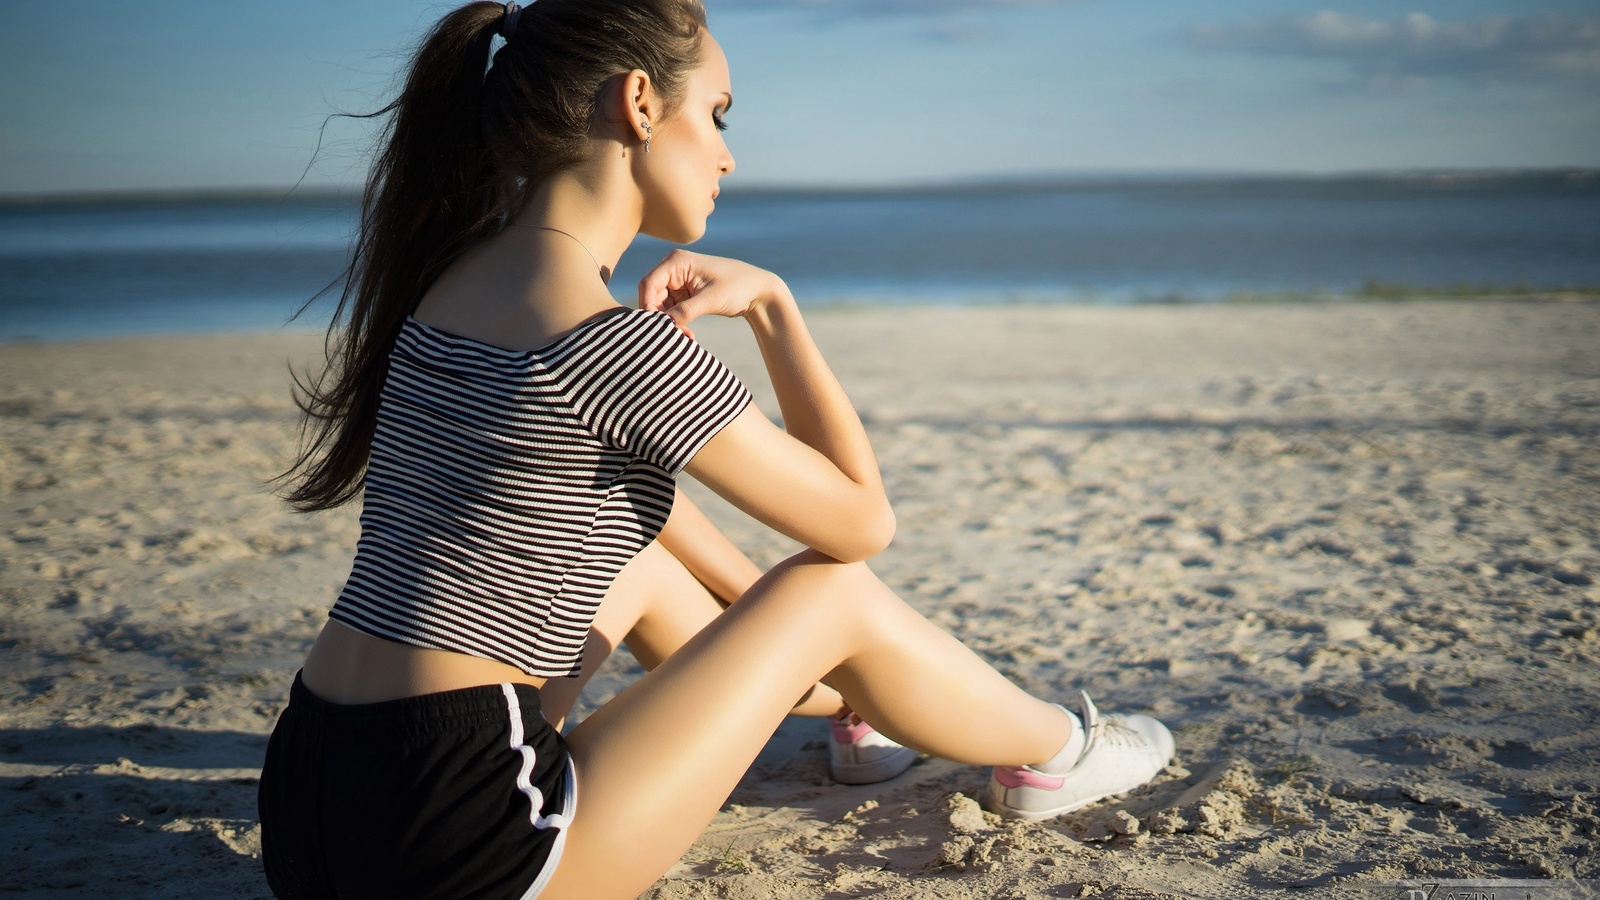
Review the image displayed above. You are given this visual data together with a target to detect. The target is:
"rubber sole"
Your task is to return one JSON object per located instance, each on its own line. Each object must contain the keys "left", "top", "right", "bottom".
{"left": 982, "top": 781, "right": 1121, "bottom": 821}
{"left": 829, "top": 746, "right": 920, "bottom": 784}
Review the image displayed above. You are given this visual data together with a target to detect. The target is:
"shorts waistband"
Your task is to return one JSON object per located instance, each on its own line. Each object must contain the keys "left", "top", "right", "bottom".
{"left": 288, "top": 671, "right": 544, "bottom": 734}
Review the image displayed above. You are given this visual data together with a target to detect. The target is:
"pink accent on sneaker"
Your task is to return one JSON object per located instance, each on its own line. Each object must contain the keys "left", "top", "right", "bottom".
{"left": 829, "top": 713, "right": 875, "bottom": 744}
{"left": 982, "top": 690, "right": 1175, "bottom": 822}
{"left": 993, "top": 766, "right": 1065, "bottom": 791}
{"left": 827, "top": 710, "right": 921, "bottom": 784}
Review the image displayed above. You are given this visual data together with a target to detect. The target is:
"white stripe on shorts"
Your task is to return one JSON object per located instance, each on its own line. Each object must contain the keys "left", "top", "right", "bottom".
{"left": 502, "top": 684, "right": 579, "bottom": 900}
{"left": 501, "top": 683, "right": 574, "bottom": 831}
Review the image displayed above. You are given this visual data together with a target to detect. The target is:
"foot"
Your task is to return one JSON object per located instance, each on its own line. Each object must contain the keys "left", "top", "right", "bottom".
{"left": 983, "top": 690, "right": 1174, "bottom": 821}
{"left": 828, "top": 711, "right": 920, "bottom": 784}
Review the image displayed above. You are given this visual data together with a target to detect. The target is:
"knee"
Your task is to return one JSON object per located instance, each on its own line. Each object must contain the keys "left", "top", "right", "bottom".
{"left": 773, "top": 549, "right": 877, "bottom": 585}
{"left": 758, "top": 550, "right": 893, "bottom": 616}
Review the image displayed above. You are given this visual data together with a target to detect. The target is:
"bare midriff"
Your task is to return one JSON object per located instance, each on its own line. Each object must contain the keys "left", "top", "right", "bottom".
{"left": 300, "top": 619, "right": 549, "bottom": 705}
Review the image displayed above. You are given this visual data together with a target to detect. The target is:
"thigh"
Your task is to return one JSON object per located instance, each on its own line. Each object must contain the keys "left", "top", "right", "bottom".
{"left": 540, "top": 551, "right": 874, "bottom": 900}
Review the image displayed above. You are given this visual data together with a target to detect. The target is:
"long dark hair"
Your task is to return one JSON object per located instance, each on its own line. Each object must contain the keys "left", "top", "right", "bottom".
{"left": 280, "top": 0, "right": 707, "bottom": 511}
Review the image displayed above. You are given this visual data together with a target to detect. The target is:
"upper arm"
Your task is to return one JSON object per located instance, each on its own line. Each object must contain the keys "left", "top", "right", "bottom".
{"left": 579, "top": 311, "right": 751, "bottom": 475}
{"left": 683, "top": 404, "right": 895, "bottom": 563}
{"left": 579, "top": 311, "right": 893, "bottom": 562}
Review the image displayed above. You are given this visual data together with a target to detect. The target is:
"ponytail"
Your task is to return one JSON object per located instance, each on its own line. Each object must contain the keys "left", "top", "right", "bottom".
{"left": 279, "top": 3, "right": 507, "bottom": 511}
{"left": 279, "top": 0, "right": 706, "bottom": 511}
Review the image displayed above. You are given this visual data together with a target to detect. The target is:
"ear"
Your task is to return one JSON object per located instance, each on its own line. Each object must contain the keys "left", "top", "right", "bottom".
{"left": 613, "top": 68, "right": 657, "bottom": 146}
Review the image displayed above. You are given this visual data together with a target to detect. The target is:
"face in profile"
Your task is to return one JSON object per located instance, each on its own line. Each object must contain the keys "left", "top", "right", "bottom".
{"left": 638, "top": 31, "right": 736, "bottom": 245}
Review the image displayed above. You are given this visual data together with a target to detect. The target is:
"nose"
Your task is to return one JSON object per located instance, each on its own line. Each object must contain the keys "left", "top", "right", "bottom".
{"left": 720, "top": 149, "right": 735, "bottom": 176}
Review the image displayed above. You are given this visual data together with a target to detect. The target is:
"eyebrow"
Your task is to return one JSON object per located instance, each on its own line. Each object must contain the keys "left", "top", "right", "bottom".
{"left": 719, "top": 92, "right": 733, "bottom": 113}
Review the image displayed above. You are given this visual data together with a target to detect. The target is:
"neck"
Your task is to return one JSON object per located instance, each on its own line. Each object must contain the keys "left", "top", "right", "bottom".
{"left": 512, "top": 163, "right": 642, "bottom": 276}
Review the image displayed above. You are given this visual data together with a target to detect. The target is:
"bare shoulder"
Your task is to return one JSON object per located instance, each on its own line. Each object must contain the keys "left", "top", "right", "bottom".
{"left": 411, "top": 241, "right": 622, "bottom": 353}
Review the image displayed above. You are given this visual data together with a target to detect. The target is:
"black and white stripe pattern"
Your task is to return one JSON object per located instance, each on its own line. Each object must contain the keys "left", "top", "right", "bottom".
{"left": 330, "top": 308, "right": 752, "bottom": 677}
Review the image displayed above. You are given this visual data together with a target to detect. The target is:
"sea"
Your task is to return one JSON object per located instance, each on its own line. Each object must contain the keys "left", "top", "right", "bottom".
{"left": 1, "top": 172, "right": 1597, "bottom": 342}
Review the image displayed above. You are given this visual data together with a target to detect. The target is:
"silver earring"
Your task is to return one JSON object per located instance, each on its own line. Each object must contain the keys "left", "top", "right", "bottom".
{"left": 642, "top": 120, "right": 652, "bottom": 153}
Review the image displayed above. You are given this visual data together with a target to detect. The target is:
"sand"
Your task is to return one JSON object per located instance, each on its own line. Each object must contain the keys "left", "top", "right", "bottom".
{"left": 2, "top": 300, "right": 1597, "bottom": 898}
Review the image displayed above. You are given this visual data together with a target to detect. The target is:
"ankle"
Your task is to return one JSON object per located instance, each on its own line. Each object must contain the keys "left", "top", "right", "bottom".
{"left": 1030, "top": 705, "right": 1086, "bottom": 775}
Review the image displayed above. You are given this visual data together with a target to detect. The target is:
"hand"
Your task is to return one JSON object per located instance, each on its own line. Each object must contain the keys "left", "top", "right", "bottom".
{"left": 637, "top": 249, "right": 788, "bottom": 339}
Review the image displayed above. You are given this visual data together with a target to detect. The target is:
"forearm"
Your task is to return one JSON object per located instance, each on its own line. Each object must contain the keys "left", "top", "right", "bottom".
{"left": 743, "top": 286, "right": 884, "bottom": 493}
{"left": 657, "top": 486, "right": 764, "bottom": 605}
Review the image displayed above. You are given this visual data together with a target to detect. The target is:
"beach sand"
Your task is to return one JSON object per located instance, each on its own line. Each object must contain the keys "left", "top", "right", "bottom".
{"left": 2, "top": 301, "right": 1597, "bottom": 897}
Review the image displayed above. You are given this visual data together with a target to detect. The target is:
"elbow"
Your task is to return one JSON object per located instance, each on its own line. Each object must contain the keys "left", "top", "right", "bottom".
{"left": 864, "top": 502, "right": 896, "bottom": 557}
{"left": 823, "top": 497, "right": 896, "bottom": 563}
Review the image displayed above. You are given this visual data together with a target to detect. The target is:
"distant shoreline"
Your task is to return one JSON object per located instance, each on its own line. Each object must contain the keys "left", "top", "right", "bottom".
{"left": 3, "top": 167, "right": 1597, "bottom": 209}
{"left": 7, "top": 177, "right": 1595, "bottom": 344}
{"left": 5, "top": 292, "right": 1597, "bottom": 347}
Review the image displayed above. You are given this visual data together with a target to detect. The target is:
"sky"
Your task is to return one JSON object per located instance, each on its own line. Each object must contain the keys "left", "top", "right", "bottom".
{"left": 1, "top": 1, "right": 1597, "bottom": 195}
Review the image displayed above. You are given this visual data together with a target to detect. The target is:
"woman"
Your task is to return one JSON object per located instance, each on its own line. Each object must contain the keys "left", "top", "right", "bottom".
{"left": 258, "top": 1, "right": 1175, "bottom": 897}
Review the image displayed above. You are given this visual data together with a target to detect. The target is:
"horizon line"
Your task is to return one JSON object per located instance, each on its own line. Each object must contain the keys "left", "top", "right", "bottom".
{"left": 3, "top": 166, "right": 1596, "bottom": 207}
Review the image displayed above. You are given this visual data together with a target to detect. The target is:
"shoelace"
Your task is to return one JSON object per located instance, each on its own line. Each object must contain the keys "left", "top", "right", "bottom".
{"left": 1094, "top": 718, "right": 1152, "bottom": 751}
{"left": 996, "top": 718, "right": 1151, "bottom": 782}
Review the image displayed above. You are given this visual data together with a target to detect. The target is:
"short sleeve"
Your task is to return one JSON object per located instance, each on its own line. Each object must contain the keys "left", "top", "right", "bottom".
{"left": 577, "top": 311, "right": 753, "bottom": 475}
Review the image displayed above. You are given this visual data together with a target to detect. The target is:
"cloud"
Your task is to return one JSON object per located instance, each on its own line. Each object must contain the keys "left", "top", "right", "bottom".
{"left": 1190, "top": 11, "right": 1600, "bottom": 84}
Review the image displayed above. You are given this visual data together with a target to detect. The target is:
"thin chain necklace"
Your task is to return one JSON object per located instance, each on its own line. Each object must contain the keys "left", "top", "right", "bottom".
{"left": 510, "top": 223, "right": 607, "bottom": 281}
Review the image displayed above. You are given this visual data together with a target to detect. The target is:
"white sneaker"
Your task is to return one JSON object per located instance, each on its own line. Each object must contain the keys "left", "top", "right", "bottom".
{"left": 829, "top": 711, "right": 920, "bottom": 784}
{"left": 983, "top": 691, "right": 1174, "bottom": 821}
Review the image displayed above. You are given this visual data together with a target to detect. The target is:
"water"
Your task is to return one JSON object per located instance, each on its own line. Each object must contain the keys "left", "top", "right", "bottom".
{"left": 0, "top": 196, "right": 354, "bottom": 341}
{"left": 2, "top": 173, "right": 1597, "bottom": 341}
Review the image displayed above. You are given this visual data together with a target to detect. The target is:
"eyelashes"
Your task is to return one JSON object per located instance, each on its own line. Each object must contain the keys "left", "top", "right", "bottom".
{"left": 713, "top": 112, "right": 729, "bottom": 132}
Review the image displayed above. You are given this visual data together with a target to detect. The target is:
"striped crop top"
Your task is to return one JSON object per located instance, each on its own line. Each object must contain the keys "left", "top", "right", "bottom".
{"left": 328, "top": 307, "right": 753, "bottom": 677}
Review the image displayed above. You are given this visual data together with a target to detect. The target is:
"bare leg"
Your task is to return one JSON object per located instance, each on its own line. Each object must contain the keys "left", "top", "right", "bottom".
{"left": 538, "top": 540, "right": 846, "bottom": 730}
{"left": 541, "top": 548, "right": 1072, "bottom": 900}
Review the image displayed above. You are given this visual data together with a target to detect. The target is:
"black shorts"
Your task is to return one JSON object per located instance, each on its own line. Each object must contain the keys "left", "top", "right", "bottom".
{"left": 258, "top": 672, "right": 577, "bottom": 899}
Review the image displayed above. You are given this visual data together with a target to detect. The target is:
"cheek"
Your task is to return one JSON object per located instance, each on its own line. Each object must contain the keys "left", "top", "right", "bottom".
{"left": 642, "top": 154, "right": 710, "bottom": 241}
{"left": 672, "top": 135, "right": 710, "bottom": 174}
{"left": 664, "top": 139, "right": 714, "bottom": 199}
{"left": 640, "top": 125, "right": 717, "bottom": 237}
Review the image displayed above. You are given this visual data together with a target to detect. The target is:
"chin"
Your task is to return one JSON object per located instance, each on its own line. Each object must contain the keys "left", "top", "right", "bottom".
{"left": 643, "top": 214, "right": 708, "bottom": 246}
{"left": 672, "top": 218, "right": 710, "bottom": 245}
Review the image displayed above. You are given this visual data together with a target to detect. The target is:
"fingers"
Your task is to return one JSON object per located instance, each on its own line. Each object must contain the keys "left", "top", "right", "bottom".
{"left": 637, "top": 249, "right": 699, "bottom": 313}
{"left": 638, "top": 250, "right": 711, "bottom": 338}
{"left": 659, "top": 293, "right": 702, "bottom": 339}
{"left": 637, "top": 249, "right": 771, "bottom": 340}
